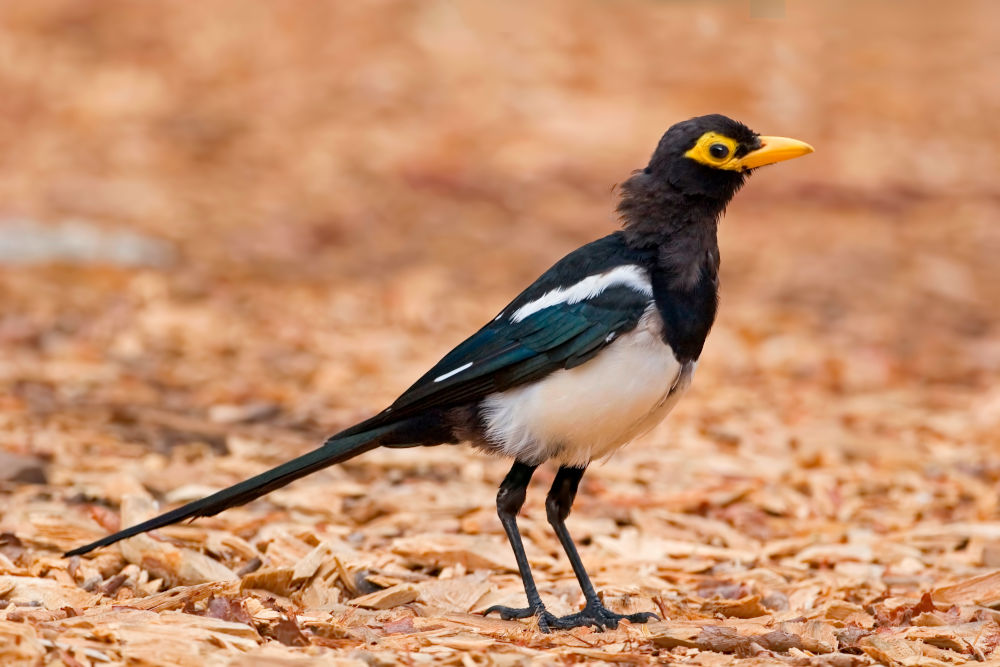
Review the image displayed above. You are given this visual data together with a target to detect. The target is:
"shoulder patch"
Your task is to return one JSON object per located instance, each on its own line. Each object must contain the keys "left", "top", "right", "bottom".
{"left": 509, "top": 265, "right": 652, "bottom": 323}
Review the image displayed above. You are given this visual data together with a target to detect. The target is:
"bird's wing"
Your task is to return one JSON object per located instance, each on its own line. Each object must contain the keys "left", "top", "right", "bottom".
{"left": 329, "top": 233, "right": 658, "bottom": 437}
{"left": 412, "top": 286, "right": 649, "bottom": 396}
{"left": 348, "top": 281, "right": 653, "bottom": 433}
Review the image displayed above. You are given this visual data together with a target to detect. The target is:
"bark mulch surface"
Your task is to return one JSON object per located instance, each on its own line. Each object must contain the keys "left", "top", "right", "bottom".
{"left": 2, "top": 2, "right": 1000, "bottom": 665}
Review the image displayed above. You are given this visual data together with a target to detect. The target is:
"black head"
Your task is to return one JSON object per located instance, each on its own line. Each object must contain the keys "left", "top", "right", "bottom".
{"left": 645, "top": 114, "right": 812, "bottom": 202}
{"left": 617, "top": 115, "right": 813, "bottom": 247}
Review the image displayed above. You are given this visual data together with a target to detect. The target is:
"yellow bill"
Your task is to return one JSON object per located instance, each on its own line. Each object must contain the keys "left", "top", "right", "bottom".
{"left": 735, "top": 136, "right": 815, "bottom": 170}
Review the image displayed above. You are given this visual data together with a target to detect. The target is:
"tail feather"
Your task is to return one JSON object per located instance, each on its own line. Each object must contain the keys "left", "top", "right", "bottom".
{"left": 65, "top": 426, "right": 396, "bottom": 557}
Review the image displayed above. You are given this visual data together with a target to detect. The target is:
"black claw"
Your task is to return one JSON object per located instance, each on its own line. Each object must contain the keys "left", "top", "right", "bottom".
{"left": 629, "top": 611, "right": 660, "bottom": 622}
{"left": 621, "top": 610, "right": 660, "bottom": 627}
{"left": 484, "top": 604, "right": 539, "bottom": 621}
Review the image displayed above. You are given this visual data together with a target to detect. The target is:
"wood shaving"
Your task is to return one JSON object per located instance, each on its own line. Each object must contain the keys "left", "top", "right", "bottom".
{"left": 2, "top": 1, "right": 1000, "bottom": 665}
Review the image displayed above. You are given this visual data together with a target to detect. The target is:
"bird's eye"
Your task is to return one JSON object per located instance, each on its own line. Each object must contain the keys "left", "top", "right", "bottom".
{"left": 709, "top": 143, "right": 730, "bottom": 160}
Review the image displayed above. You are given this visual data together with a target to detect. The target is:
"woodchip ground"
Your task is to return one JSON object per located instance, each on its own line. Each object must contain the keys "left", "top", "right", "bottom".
{"left": 2, "top": 2, "right": 1000, "bottom": 665}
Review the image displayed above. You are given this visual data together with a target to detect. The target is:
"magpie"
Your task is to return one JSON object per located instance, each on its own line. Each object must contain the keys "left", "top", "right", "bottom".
{"left": 67, "top": 114, "right": 813, "bottom": 632}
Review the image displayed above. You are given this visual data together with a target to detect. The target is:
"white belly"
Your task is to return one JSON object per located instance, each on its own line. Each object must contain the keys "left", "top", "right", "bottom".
{"left": 480, "top": 307, "right": 694, "bottom": 467}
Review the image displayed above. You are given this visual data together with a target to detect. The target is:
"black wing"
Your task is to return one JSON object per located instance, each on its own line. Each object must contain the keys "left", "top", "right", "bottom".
{"left": 335, "top": 233, "right": 657, "bottom": 436}
{"left": 392, "top": 285, "right": 650, "bottom": 411}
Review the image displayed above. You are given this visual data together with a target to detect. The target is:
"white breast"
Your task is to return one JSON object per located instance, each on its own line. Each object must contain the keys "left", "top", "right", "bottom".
{"left": 480, "top": 306, "right": 695, "bottom": 467}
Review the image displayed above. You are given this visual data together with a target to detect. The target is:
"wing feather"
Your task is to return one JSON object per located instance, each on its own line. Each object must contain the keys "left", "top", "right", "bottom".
{"left": 378, "top": 285, "right": 650, "bottom": 421}
{"left": 333, "top": 234, "right": 659, "bottom": 437}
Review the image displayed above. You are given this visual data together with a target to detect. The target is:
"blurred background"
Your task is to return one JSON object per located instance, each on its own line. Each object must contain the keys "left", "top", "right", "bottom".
{"left": 2, "top": 0, "right": 1000, "bottom": 658}
{"left": 3, "top": 0, "right": 999, "bottom": 412}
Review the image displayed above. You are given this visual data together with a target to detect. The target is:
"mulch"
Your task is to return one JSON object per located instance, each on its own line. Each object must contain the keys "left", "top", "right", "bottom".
{"left": 3, "top": 2, "right": 1000, "bottom": 665}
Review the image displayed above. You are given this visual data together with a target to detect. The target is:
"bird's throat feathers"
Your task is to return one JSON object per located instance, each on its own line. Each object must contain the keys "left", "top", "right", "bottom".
{"left": 615, "top": 169, "right": 725, "bottom": 306}
{"left": 616, "top": 168, "right": 741, "bottom": 251}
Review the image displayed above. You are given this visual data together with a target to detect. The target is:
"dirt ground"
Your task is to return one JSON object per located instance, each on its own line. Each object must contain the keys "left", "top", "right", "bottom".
{"left": 2, "top": 1, "right": 1000, "bottom": 665}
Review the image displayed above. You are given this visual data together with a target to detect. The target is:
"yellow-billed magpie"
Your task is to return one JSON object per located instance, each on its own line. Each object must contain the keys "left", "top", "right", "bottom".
{"left": 67, "top": 115, "right": 813, "bottom": 632}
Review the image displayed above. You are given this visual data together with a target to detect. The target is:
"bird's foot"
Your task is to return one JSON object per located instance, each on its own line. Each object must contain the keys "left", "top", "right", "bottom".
{"left": 485, "top": 604, "right": 566, "bottom": 632}
{"left": 485, "top": 601, "right": 658, "bottom": 633}
{"left": 546, "top": 601, "right": 658, "bottom": 632}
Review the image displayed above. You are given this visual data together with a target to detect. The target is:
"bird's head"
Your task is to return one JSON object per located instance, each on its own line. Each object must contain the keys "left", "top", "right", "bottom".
{"left": 645, "top": 114, "right": 814, "bottom": 201}
{"left": 617, "top": 115, "right": 814, "bottom": 246}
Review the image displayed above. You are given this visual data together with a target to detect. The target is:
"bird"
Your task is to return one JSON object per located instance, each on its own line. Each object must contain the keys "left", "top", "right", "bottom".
{"left": 67, "top": 114, "right": 813, "bottom": 632}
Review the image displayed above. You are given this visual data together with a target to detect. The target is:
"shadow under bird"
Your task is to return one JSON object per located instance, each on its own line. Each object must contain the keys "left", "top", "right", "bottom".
{"left": 68, "top": 114, "right": 813, "bottom": 632}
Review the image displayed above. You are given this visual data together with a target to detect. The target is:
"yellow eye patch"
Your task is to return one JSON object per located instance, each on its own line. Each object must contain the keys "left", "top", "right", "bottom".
{"left": 684, "top": 132, "right": 742, "bottom": 170}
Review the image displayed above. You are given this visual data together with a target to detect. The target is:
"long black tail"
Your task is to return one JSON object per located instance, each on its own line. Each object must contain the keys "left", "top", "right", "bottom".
{"left": 65, "top": 424, "right": 400, "bottom": 557}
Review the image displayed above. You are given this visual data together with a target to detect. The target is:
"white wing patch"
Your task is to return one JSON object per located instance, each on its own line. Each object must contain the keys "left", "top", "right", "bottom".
{"left": 509, "top": 265, "right": 652, "bottom": 323}
{"left": 433, "top": 361, "right": 473, "bottom": 383}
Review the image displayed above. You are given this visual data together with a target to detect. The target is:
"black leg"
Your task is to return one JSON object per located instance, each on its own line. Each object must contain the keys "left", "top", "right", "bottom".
{"left": 483, "top": 461, "right": 562, "bottom": 631}
{"left": 542, "top": 466, "right": 659, "bottom": 631}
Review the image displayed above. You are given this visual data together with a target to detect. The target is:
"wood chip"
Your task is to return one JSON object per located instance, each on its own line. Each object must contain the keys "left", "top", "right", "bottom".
{"left": 931, "top": 570, "right": 1000, "bottom": 606}
{"left": 0, "top": 575, "right": 95, "bottom": 608}
{"left": 699, "top": 595, "right": 768, "bottom": 619}
{"left": 391, "top": 534, "right": 517, "bottom": 572}
{"left": 348, "top": 583, "right": 419, "bottom": 610}
{"left": 0, "top": 619, "right": 46, "bottom": 664}
{"left": 2, "top": 5, "right": 999, "bottom": 663}
{"left": 116, "top": 496, "right": 238, "bottom": 586}
{"left": 858, "top": 635, "right": 943, "bottom": 667}
{"left": 417, "top": 574, "right": 492, "bottom": 613}
{"left": 123, "top": 581, "right": 240, "bottom": 612}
